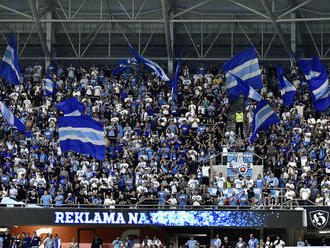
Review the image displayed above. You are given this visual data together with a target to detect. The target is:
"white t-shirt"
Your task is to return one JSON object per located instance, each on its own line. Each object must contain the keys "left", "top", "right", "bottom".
{"left": 202, "top": 166, "right": 210, "bottom": 177}
{"left": 94, "top": 85, "right": 102, "bottom": 96}
{"left": 300, "top": 188, "right": 311, "bottom": 200}
{"left": 274, "top": 240, "right": 285, "bottom": 248}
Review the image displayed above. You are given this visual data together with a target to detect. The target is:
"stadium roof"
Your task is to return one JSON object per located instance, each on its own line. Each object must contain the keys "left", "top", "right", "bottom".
{"left": 0, "top": 0, "right": 330, "bottom": 67}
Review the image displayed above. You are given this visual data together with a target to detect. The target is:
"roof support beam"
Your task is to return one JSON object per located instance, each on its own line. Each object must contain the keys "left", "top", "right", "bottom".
{"left": 260, "top": 0, "right": 293, "bottom": 58}
{"left": 115, "top": 0, "right": 131, "bottom": 20}
{"left": 135, "top": 0, "right": 146, "bottom": 19}
{"left": 277, "top": 0, "right": 312, "bottom": 19}
{"left": 29, "top": 0, "right": 51, "bottom": 59}
{"left": 235, "top": 16, "right": 261, "bottom": 57}
{"left": 0, "top": 3, "right": 32, "bottom": 19}
{"left": 161, "top": 0, "right": 174, "bottom": 75}
{"left": 228, "top": 0, "right": 270, "bottom": 20}
{"left": 71, "top": 0, "right": 88, "bottom": 19}
{"left": 173, "top": 0, "right": 213, "bottom": 18}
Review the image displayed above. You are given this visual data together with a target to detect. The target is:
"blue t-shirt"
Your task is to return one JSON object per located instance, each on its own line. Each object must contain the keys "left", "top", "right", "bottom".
{"left": 23, "top": 237, "right": 31, "bottom": 248}
{"left": 248, "top": 238, "right": 259, "bottom": 248}
{"left": 31, "top": 236, "right": 41, "bottom": 246}
{"left": 112, "top": 240, "right": 123, "bottom": 248}
{"left": 186, "top": 240, "right": 199, "bottom": 248}
{"left": 41, "top": 195, "right": 52, "bottom": 206}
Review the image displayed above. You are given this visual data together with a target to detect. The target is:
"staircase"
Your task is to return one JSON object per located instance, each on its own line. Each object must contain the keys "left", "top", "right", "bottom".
{"left": 227, "top": 96, "right": 247, "bottom": 142}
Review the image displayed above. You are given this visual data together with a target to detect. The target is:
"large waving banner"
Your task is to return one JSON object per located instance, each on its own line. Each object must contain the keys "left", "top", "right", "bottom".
{"left": 227, "top": 152, "right": 253, "bottom": 178}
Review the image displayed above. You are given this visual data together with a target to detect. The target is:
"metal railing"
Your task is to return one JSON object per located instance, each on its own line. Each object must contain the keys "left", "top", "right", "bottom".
{"left": 0, "top": 196, "right": 317, "bottom": 210}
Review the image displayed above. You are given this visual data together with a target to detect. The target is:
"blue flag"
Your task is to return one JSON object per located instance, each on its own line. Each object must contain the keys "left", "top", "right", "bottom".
{"left": 229, "top": 73, "right": 262, "bottom": 101}
{"left": 0, "top": 101, "right": 31, "bottom": 137}
{"left": 222, "top": 47, "right": 263, "bottom": 98}
{"left": 56, "top": 97, "right": 86, "bottom": 116}
{"left": 112, "top": 58, "right": 138, "bottom": 75}
{"left": 58, "top": 115, "right": 106, "bottom": 161}
{"left": 0, "top": 33, "right": 21, "bottom": 85}
{"left": 249, "top": 99, "right": 280, "bottom": 143}
{"left": 276, "top": 65, "right": 296, "bottom": 106}
{"left": 129, "top": 46, "right": 170, "bottom": 81}
{"left": 298, "top": 57, "right": 330, "bottom": 112}
{"left": 45, "top": 74, "right": 56, "bottom": 97}
{"left": 172, "top": 56, "right": 181, "bottom": 100}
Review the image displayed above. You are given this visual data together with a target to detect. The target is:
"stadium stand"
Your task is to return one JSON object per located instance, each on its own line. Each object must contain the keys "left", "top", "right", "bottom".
{"left": 0, "top": 61, "right": 328, "bottom": 209}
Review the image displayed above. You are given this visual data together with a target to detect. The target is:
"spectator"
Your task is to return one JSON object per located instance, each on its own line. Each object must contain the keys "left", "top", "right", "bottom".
{"left": 264, "top": 236, "right": 273, "bottom": 248}
{"left": 297, "top": 237, "right": 304, "bottom": 247}
{"left": 44, "top": 234, "right": 55, "bottom": 248}
{"left": 185, "top": 237, "right": 199, "bottom": 248}
{"left": 22, "top": 233, "right": 31, "bottom": 248}
{"left": 152, "top": 236, "right": 161, "bottom": 248}
{"left": 54, "top": 234, "right": 61, "bottom": 248}
{"left": 221, "top": 237, "right": 231, "bottom": 248}
{"left": 30, "top": 232, "right": 40, "bottom": 248}
{"left": 304, "top": 240, "right": 311, "bottom": 246}
{"left": 235, "top": 237, "right": 246, "bottom": 248}
{"left": 91, "top": 235, "right": 103, "bottom": 248}
{"left": 273, "top": 236, "right": 285, "bottom": 248}
{"left": 112, "top": 236, "right": 123, "bottom": 248}
{"left": 142, "top": 235, "right": 152, "bottom": 248}
{"left": 2, "top": 230, "right": 12, "bottom": 248}
{"left": 211, "top": 234, "right": 221, "bottom": 248}
{"left": 248, "top": 234, "right": 259, "bottom": 248}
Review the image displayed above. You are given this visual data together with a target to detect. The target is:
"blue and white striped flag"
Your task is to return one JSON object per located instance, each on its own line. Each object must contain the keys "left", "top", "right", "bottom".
{"left": 112, "top": 58, "right": 138, "bottom": 75}
{"left": 298, "top": 57, "right": 330, "bottom": 112}
{"left": 276, "top": 65, "right": 296, "bottom": 106}
{"left": 0, "top": 33, "right": 21, "bottom": 85}
{"left": 249, "top": 99, "right": 280, "bottom": 143}
{"left": 129, "top": 46, "right": 170, "bottom": 81}
{"left": 44, "top": 74, "right": 56, "bottom": 97}
{"left": 0, "top": 101, "right": 31, "bottom": 137}
{"left": 172, "top": 55, "right": 181, "bottom": 100}
{"left": 229, "top": 73, "right": 262, "bottom": 101}
{"left": 56, "top": 97, "right": 86, "bottom": 116}
{"left": 222, "top": 47, "right": 263, "bottom": 98}
{"left": 58, "top": 115, "right": 106, "bottom": 161}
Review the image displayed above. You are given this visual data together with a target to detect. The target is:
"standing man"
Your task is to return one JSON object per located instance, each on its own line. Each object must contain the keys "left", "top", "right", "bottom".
{"left": 44, "top": 234, "right": 55, "bottom": 248}
{"left": 273, "top": 236, "right": 285, "bottom": 248}
{"left": 23, "top": 233, "right": 31, "bottom": 248}
{"left": 54, "top": 234, "right": 61, "bottom": 248}
{"left": 91, "top": 235, "right": 103, "bottom": 248}
{"left": 112, "top": 236, "right": 123, "bottom": 248}
{"left": 2, "top": 230, "right": 12, "bottom": 248}
{"left": 248, "top": 234, "right": 259, "bottom": 248}
{"left": 211, "top": 234, "right": 221, "bottom": 248}
{"left": 142, "top": 235, "right": 152, "bottom": 248}
{"left": 222, "top": 237, "right": 231, "bottom": 248}
{"left": 235, "top": 108, "right": 244, "bottom": 139}
{"left": 235, "top": 237, "right": 246, "bottom": 248}
{"left": 185, "top": 237, "right": 199, "bottom": 248}
{"left": 152, "top": 236, "right": 161, "bottom": 248}
{"left": 30, "top": 232, "right": 40, "bottom": 248}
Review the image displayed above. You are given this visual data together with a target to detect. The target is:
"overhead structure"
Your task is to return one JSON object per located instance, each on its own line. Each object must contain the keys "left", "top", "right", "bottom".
{"left": 0, "top": 0, "right": 329, "bottom": 66}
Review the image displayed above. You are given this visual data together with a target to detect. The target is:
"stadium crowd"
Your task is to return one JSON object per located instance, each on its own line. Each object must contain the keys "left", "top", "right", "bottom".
{"left": 0, "top": 61, "right": 328, "bottom": 208}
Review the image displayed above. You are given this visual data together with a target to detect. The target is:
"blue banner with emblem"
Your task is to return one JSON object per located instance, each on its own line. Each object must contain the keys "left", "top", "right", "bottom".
{"left": 227, "top": 153, "right": 253, "bottom": 178}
